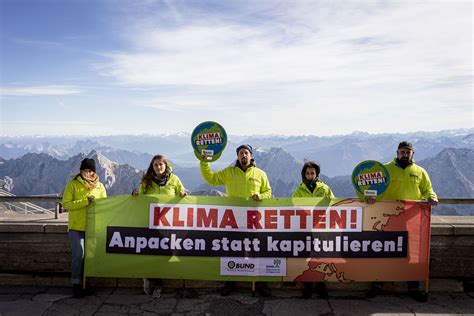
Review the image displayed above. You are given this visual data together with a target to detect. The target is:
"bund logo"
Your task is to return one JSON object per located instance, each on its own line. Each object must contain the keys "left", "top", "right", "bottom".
{"left": 227, "top": 260, "right": 255, "bottom": 270}
{"left": 273, "top": 259, "right": 281, "bottom": 268}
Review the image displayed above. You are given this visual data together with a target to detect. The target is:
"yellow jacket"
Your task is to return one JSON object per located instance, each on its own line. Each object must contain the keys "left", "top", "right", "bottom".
{"left": 383, "top": 159, "right": 437, "bottom": 200}
{"left": 292, "top": 181, "right": 335, "bottom": 198}
{"left": 200, "top": 161, "right": 272, "bottom": 199}
{"left": 62, "top": 176, "right": 107, "bottom": 231}
{"left": 139, "top": 173, "right": 185, "bottom": 195}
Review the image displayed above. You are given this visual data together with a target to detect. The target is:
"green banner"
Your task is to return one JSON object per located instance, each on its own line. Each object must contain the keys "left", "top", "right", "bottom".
{"left": 85, "top": 195, "right": 341, "bottom": 281}
{"left": 85, "top": 195, "right": 430, "bottom": 282}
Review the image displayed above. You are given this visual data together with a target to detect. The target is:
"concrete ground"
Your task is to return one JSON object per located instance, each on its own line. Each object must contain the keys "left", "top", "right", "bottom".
{"left": 1, "top": 286, "right": 473, "bottom": 316}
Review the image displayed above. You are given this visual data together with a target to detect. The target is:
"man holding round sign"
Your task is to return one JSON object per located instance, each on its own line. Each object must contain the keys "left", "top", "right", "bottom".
{"left": 364, "top": 141, "right": 438, "bottom": 302}
{"left": 192, "top": 123, "right": 272, "bottom": 297}
{"left": 200, "top": 143, "right": 272, "bottom": 296}
{"left": 383, "top": 141, "right": 438, "bottom": 205}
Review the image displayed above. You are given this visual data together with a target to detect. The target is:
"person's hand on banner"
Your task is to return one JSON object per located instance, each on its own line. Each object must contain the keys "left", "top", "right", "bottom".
{"left": 179, "top": 191, "right": 187, "bottom": 198}
{"left": 365, "top": 197, "right": 376, "bottom": 204}
{"left": 427, "top": 197, "right": 439, "bottom": 205}
{"left": 251, "top": 194, "right": 262, "bottom": 201}
{"left": 87, "top": 195, "right": 95, "bottom": 204}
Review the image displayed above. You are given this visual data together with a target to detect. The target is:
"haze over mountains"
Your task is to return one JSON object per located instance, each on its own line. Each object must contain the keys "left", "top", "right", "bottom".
{"left": 2, "top": 128, "right": 472, "bottom": 176}
{"left": 0, "top": 129, "right": 473, "bottom": 215}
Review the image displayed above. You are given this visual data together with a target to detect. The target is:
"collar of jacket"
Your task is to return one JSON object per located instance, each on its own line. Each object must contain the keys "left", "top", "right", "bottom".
{"left": 234, "top": 159, "right": 256, "bottom": 172}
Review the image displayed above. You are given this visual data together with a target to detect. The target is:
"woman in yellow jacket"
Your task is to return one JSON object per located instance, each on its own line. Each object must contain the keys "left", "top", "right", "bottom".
{"left": 133, "top": 154, "right": 186, "bottom": 197}
{"left": 132, "top": 154, "right": 186, "bottom": 298}
{"left": 292, "top": 160, "right": 334, "bottom": 299}
{"left": 62, "top": 158, "right": 107, "bottom": 298}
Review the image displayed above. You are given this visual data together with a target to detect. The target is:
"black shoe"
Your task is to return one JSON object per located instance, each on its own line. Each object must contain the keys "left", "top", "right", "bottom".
{"left": 72, "top": 284, "right": 84, "bottom": 298}
{"left": 315, "top": 282, "right": 328, "bottom": 299}
{"left": 302, "top": 283, "right": 312, "bottom": 299}
{"left": 409, "top": 290, "right": 428, "bottom": 303}
{"left": 365, "top": 283, "right": 383, "bottom": 299}
{"left": 256, "top": 283, "right": 271, "bottom": 298}
{"left": 83, "top": 287, "right": 95, "bottom": 296}
{"left": 221, "top": 281, "right": 235, "bottom": 297}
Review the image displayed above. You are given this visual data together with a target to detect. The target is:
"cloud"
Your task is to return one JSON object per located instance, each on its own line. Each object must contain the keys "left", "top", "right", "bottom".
{"left": 5, "top": 1, "right": 469, "bottom": 136}
{"left": 99, "top": 1, "right": 471, "bottom": 88}
{"left": 0, "top": 120, "right": 116, "bottom": 137}
{"left": 0, "top": 85, "right": 82, "bottom": 96}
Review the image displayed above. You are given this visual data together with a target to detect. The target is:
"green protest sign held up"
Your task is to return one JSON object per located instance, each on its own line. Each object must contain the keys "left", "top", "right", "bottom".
{"left": 352, "top": 160, "right": 390, "bottom": 201}
{"left": 191, "top": 121, "right": 227, "bottom": 162}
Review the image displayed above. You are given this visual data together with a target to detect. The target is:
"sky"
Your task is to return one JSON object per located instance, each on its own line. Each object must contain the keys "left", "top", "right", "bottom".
{"left": 0, "top": 0, "right": 472, "bottom": 137}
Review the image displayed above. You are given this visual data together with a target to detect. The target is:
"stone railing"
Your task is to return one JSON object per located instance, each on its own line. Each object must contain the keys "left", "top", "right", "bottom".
{"left": 0, "top": 196, "right": 473, "bottom": 289}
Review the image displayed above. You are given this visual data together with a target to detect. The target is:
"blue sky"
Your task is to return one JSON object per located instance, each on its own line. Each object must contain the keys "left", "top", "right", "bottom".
{"left": 1, "top": 0, "right": 472, "bottom": 137}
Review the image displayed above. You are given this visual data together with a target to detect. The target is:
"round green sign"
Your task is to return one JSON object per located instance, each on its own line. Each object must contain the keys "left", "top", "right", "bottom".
{"left": 191, "top": 121, "right": 227, "bottom": 162}
{"left": 351, "top": 160, "right": 390, "bottom": 201}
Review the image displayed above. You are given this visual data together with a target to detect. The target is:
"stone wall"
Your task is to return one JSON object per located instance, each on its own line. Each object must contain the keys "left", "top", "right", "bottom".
{"left": 430, "top": 216, "right": 474, "bottom": 279}
{"left": 0, "top": 216, "right": 473, "bottom": 285}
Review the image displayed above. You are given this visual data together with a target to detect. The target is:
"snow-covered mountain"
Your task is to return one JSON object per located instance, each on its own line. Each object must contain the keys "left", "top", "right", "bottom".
{"left": 1, "top": 133, "right": 473, "bottom": 215}
{"left": 1, "top": 128, "right": 472, "bottom": 177}
{"left": 0, "top": 150, "right": 142, "bottom": 196}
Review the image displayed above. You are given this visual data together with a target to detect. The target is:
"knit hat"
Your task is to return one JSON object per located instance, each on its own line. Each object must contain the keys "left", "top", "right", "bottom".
{"left": 80, "top": 158, "right": 96, "bottom": 172}
{"left": 398, "top": 141, "right": 414, "bottom": 150}
{"left": 236, "top": 144, "right": 253, "bottom": 155}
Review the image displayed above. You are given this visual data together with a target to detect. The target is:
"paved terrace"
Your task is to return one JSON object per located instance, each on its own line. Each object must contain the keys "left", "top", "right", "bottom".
{"left": 1, "top": 285, "right": 474, "bottom": 315}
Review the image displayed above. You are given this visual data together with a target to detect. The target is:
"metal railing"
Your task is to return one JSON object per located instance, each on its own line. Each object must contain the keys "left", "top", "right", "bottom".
{"left": 0, "top": 195, "right": 62, "bottom": 219}
{"left": 437, "top": 198, "right": 474, "bottom": 204}
{"left": 0, "top": 195, "right": 473, "bottom": 220}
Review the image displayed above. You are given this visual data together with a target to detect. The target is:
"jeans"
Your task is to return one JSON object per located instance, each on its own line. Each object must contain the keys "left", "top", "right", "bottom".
{"left": 69, "top": 230, "right": 85, "bottom": 285}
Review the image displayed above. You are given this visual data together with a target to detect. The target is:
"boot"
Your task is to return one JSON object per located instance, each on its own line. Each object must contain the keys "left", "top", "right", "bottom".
{"left": 72, "top": 284, "right": 84, "bottom": 298}
{"left": 302, "top": 282, "right": 312, "bottom": 299}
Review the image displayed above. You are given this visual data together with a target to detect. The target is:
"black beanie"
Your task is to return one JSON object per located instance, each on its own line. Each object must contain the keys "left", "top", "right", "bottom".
{"left": 236, "top": 144, "right": 253, "bottom": 155}
{"left": 80, "top": 158, "right": 96, "bottom": 172}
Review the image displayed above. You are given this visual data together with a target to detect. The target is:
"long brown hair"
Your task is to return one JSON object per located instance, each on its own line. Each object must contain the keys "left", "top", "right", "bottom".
{"left": 142, "top": 154, "right": 171, "bottom": 191}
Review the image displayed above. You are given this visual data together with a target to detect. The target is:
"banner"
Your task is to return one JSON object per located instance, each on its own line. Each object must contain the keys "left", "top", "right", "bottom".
{"left": 85, "top": 195, "right": 431, "bottom": 282}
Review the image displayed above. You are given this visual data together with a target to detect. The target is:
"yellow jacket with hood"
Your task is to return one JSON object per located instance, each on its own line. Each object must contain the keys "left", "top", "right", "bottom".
{"left": 292, "top": 180, "right": 335, "bottom": 198}
{"left": 200, "top": 161, "right": 272, "bottom": 199}
{"left": 139, "top": 173, "right": 185, "bottom": 195}
{"left": 62, "top": 175, "right": 107, "bottom": 231}
{"left": 383, "top": 158, "right": 437, "bottom": 200}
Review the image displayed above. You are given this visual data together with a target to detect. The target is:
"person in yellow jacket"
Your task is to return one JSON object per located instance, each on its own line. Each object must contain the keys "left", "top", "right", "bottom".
{"left": 132, "top": 154, "right": 186, "bottom": 298}
{"left": 292, "top": 161, "right": 334, "bottom": 199}
{"left": 366, "top": 141, "right": 438, "bottom": 302}
{"left": 133, "top": 154, "right": 186, "bottom": 197}
{"left": 292, "top": 160, "right": 334, "bottom": 299}
{"left": 200, "top": 144, "right": 271, "bottom": 201}
{"left": 200, "top": 144, "right": 272, "bottom": 296}
{"left": 62, "top": 158, "right": 107, "bottom": 298}
{"left": 383, "top": 142, "right": 438, "bottom": 203}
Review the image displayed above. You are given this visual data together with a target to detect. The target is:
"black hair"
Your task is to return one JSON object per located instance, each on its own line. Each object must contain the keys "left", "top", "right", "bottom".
{"left": 301, "top": 160, "right": 320, "bottom": 181}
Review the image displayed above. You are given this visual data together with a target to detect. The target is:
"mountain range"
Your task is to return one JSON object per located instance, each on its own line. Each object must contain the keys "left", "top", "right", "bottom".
{"left": 2, "top": 128, "right": 472, "bottom": 176}
{"left": 0, "top": 143, "right": 472, "bottom": 215}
